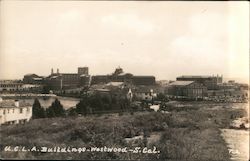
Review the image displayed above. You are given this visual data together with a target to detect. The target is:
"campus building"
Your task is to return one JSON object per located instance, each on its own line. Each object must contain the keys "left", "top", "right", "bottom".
{"left": 44, "top": 67, "right": 90, "bottom": 90}
{"left": 23, "top": 74, "right": 44, "bottom": 84}
{"left": 176, "top": 75, "right": 223, "bottom": 90}
{"left": 0, "top": 98, "right": 32, "bottom": 125}
{"left": 166, "top": 81, "right": 207, "bottom": 98}
{"left": 91, "top": 67, "right": 156, "bottom": 86}
{"left": 0, "top": 80, "right": 23, "bottom": 92}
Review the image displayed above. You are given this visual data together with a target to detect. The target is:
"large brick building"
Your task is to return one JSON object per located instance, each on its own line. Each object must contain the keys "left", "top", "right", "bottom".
{"left": 44, "top": 67, "right": 89, "bottom": 90}
{"left": 26, "top": 67, "right": 156, "bottom": 91}
{"left": 91, "top": 67, "right": 156, "bottom": 86}
{"left": 176, "top": 75, "right": 223, "bottom": 90}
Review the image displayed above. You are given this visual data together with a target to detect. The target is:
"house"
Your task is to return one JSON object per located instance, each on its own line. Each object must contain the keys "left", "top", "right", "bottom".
{"left": 0, "top": 98, "right": 32, "bottom": 125}
{"left": 89, "top": 82, "right": 134, "bottom": 101}
{"left": 166, "top": 81, "right": 207, "bottom": 98}
{"left": 134, "top": 87, "right": 156, "bottom": 101}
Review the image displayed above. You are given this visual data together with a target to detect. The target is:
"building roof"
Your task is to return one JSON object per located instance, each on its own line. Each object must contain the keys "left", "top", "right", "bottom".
{"left": 169, "top": 81, "right": 194, "bottom": 86}
{"left": 106, "top": 82, "right": 124, "bottom": 87}
{"left": 24, "top": 73, "right": 37, "bottom": 77}
{"left": 80, "top": 74, "right": 89, "bottom": 77}
{"left": 133, "top": 75, "right": 155, "bottom": 78}
{"left": 117, "top": 73, "right": 133, "bottom": 76}
{"left": 61, "top": 73, "right": 78, "bottom": 76}
{"left": 32, "top": 77, "right": 43, "bottom": 80}
{"left": 0, "top": 100, "right": 31, "bottom": 108}
{"left": 51, "top": 76, "right": 59, "bottom": 79}
{"left": 135, "top": 87, "right": 153, "bottom": 93}
{"left": 177, "top": 75, "right": 217, "bottom": 79}
{"left": 94, "top": 89, "right": 110, "bottom": 92}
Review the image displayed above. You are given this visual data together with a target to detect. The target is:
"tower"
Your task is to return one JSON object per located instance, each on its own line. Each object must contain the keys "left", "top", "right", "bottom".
{"left": 78, "top": 67, "right": 89, "bottom": 75}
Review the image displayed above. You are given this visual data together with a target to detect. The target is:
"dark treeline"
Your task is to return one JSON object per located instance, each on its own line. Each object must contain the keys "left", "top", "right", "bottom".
{"left": 69, "top": 93, "right": 132, "bottom": 116}
{"left": 32, "top": 98, "right": 65, "bottom": 119}
{"left": 32, "top": 93, "right": 133, "bottom": 119}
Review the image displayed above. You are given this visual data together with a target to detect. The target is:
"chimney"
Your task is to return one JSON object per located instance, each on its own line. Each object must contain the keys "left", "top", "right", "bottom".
{"left": 14, "top": 100, "right": 19, "bottom": 107}
{"left": 51, "top": 68, "right": 54, "bottom": 75}
{"left": 57, "top": 68, "right": 59, "bottom": 74}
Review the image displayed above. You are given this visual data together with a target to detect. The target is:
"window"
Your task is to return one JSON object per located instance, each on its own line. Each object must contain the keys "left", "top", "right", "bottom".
{"left": 19, "top": 108, "right": 23, "bottom": 113}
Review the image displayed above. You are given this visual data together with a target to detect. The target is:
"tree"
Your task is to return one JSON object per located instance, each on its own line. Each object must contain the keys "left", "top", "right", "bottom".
{"left": 46, "top": 98, "right": 65, "bottom": 117}
{"left": 89, "top": 94, "right": 103, "bottom": 112}
{"left": 67, "top": 108, "right": 78, "bottom": 116}
{"left": 76, "top": 96, "right": 90, "bottom": 115}
{"left": 32, "top": 98, "right": 46, "bottom": 119}
{"left": 156, "top": 93, "right": 166, "bottom": 101}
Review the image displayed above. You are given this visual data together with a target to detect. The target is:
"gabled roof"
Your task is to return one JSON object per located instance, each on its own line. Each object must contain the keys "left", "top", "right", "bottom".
{"left": 169, "top": 81, "right": 194, "bottom": 86}
{"left": 106, "top": 82, "right": 124, "bottom": 87}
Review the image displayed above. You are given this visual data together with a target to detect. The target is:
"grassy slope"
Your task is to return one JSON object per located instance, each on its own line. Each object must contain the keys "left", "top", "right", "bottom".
{"left": 0, "top": 102, "right": 247, "bottom": 160}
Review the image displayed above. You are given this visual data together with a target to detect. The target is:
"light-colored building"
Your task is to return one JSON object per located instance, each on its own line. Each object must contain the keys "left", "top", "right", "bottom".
{"left": 0, "top": 98, "right": 32, "bottom": 125}
{"left": 0, "top": 80, "right": 23, "bottom": 92}
{"left": 166, "top": 81, "right": 207, "bottom": 98}
{"left": 134, "top": 87, "right": 157, "bottom": 101}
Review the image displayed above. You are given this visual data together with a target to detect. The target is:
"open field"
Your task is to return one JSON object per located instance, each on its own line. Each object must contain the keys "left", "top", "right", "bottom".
{"left": 0, "top": 102, "right": 247, "bottom": 160}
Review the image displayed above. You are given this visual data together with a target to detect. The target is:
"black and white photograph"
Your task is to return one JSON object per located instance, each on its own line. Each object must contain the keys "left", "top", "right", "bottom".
{"left": 0, "top": 1, "right": 249, "bottom": 160}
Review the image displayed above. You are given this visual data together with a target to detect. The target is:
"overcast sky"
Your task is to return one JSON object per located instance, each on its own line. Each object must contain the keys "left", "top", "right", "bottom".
{"left": 0, "top": 1, "right": 249, "bottom": 83}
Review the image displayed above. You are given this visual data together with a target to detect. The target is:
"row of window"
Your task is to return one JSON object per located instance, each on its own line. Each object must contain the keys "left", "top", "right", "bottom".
{"left": 0, "top": 84, "right": 22, "bottom": 88}
{"left": 1, "top": 107, "right": 30, "bottom": 115}
{"left": 4, "top": 119, "right": 28, "bottom": 125}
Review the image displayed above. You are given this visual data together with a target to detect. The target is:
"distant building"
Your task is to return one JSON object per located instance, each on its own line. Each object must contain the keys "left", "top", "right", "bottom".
{"left": 23, "top": 74, "right": 44, "bottom": 84}
{"left": 78, "top": 67, "right": 89, "bottom": 75}
{"left": 133, "top": 87, "right": 157, "bottom": 101}
{"left": 91, "top": 67, "right": 156, "bottom": 86}
{"left": 0, "top": 99, "right": 32, "bottom": 125}
{"left": 27, "top": 66, "right": 155, "bottom": 91}
{"left": 166, "top": 81, "right": 207, "bottom": 98}
{"left": 0, "top": 80, "right": 23, "bottom": 92}
{"left": 176, "top": 75, "right": 222, "bottom": 90}
{"left": 44, "top": 67, "right": 90, "bottom": 90}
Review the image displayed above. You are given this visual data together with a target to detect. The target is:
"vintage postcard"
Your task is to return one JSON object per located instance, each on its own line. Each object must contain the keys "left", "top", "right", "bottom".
{"left": 0, "top": 1, "right": 249, "bottom": 161}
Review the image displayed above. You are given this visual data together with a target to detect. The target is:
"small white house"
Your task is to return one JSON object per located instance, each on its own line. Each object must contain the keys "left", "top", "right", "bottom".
{"left": 0, "top": 98, "right": 32, "bottom": 125}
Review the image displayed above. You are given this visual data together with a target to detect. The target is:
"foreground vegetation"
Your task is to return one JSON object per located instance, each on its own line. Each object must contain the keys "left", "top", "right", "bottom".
{"left": 0, "top": 102, "right": 247, "bottom": 160}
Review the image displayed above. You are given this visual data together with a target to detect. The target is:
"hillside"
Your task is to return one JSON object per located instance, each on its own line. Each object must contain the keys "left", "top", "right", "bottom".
{"left": 1, "top": 102, "right": 247, "bottom": 160}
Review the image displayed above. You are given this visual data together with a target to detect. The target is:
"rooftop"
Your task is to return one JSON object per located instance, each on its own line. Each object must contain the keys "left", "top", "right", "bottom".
{"left": 169, "top": 81, "right": 194, "bottom": 86}
{"left": 106, "top": 82, "right": 124, "bottom": 87}
{"left": 0, "top": 100, "right": 31, "bottom": 108}
{"left": 177, "top": 75, "right": 221, "bottom": 79}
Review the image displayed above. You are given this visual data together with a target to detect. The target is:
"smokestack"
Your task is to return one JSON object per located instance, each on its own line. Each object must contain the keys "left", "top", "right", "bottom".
{"left": 51, "top": 68, "right": 54, "bottom": 75}
{"left": 57, "top": 68, "right": 59, "bottom": 74}
{"left": 14, "top": 100, "right": 19, "bottom": 107}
